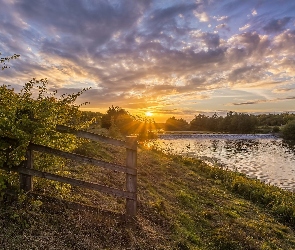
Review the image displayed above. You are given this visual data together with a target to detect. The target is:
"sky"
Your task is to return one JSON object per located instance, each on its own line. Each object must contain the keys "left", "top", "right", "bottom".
{"left": 1, "top": 0, "right": 295, "bottom": 122}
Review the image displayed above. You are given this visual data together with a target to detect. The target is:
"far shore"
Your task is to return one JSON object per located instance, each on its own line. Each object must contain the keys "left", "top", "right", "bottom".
{"left": 158, "top": 131, "right": 279, "bottom": 135}
{"left": 158, "top": 131, "right": 223, "bottom": 134}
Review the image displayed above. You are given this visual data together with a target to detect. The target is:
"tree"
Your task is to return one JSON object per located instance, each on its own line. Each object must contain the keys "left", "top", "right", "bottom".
{"left": 190, "top": 112, "right": 257, "bottom": 133}
{"left": 101, "top": 106, "right": 156, "bottom": 139}
{"left": 281, "top": 120, "right": 295, "bottom": 140}
{"left": 190, "top": 114, "right": 208, "bottom": 131}
{"left": 0, "top": 79, "right": 91, "bottom": 168}
{"left": 101, "top": 106, "right": 129, "bottom": 129}
{"left": 165, "top": 117, "right": 189, "bottom": 131}
{"left": 1, "top": 53, "right": 95, "bottom": 196}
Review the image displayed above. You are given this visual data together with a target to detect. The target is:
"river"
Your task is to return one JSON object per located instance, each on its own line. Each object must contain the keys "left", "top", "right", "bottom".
{"left": 149, "top": 134, "right": 295, "bottom": 191}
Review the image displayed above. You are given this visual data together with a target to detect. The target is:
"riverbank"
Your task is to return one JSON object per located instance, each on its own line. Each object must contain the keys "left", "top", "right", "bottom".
{"left": 1, "top": 142, "right": 295, "bottom": 249}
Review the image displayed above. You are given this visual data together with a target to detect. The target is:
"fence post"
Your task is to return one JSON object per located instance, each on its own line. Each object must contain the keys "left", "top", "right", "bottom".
{"left": 20, "top": 149, "right": 33, "bottom": 191}
{"left": 125, "top": 136, "right": 137, "bottom": 220}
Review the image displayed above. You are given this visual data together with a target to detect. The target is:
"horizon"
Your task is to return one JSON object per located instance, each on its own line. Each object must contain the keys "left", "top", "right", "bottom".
{"left": 1, "top": 1, "right": 295, "bottom": 121}
{"left": 81, "top": 107, "right": 295, "bottom": 123}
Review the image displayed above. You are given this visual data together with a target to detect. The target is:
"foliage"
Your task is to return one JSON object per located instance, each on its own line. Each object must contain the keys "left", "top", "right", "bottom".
{"left": 189, "top": 111, "right": 257, "bottom": 133}
{"left": 163, "top": 112, "right": 295, "bottom": 134}
{"left": 189, "top": 113, "right": 222, "bottom": 132}
{"left": 0, "top": 52, "right": 20, "bottom": 70}
{"left": 192, "top": 158, "right": 295, "bottom": 228}
{"left": 101, "top": 105, "right": 128, "bottom": 129}
{"left": 78, "top": 111, "right": 102, "bottom": 125}
{"left": 272, "top": 126, "right": 280, "bottom": 133}
{"left": 0, "top": 173, "right": 7, "bottom": 200}
{"left": 0, "top": 79, "right": 91, "bottom": 168}
{"left": 165, "top": 116, "right": 189, "bottom": 131}
{"left": 281, "top": 120, "right": 295, "bottom": 140}
{"left": 102, "top": 105, "right": 156, "bottom": 140}
{"left": 256, "top": 112, "right": 295, "bottom": 127}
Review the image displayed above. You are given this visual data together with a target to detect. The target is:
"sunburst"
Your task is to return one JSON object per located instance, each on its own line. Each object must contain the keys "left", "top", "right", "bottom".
{"left": 145, "top": 111, "right": 153, "bottom": 117}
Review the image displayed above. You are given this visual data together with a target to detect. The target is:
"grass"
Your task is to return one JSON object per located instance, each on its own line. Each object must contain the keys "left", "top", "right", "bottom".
{"left": 1, "top": 139, "right": 295, "bottom": 249}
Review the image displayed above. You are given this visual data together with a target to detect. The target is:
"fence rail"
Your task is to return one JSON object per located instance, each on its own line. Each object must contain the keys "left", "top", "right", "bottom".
{"left": 1, "top": 126, "right": 138, "bottom": 219}
{"left": 29, "top": 143, "right": 136, "bottom": 175}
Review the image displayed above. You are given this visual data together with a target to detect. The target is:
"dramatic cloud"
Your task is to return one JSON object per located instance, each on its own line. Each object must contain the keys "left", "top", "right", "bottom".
{"left": 1, "top": 0, "right": 295, "bottom": 121}
{"left": 263, "top": 17, "right": 292, "bottom": 33}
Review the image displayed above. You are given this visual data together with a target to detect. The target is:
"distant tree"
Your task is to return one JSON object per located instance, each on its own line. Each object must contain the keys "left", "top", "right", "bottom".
{"left": 207, "top": 113, "right": 222, "bottom": 131}
{"left": 101, "top": 106, "right": 129, "bottom": 129}
{"left": 165, "top": 117, "right": 189, "bottom": 131}
{"left": 190, "top": 111, "right": 257, "bottom": 133}
{"left": 256, "top": 113, "right": 295, "bottom": 127}
{"left": 272, "top": 126, "right": 280, "bottom": 133}
{"left": 190, "top": 114, "right": 208, "bottom": 131}
{"left": 283, "top": 113, "right": 295, "bottom": 124}
{"left": 281, "top": 120, "right": 295, "bottom": 140}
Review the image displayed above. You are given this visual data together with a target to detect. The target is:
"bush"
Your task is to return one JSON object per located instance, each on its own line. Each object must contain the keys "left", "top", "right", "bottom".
{"left": 281, "top": 120, "right": 295, "bottom": 140}
{"left": 272, "top": 126, "right": 280, "bottom": 133}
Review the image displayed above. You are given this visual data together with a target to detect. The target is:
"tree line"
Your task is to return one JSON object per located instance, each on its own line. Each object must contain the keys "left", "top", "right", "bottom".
{"left": 165, "top": 112, "right": 295, "bottom": 134}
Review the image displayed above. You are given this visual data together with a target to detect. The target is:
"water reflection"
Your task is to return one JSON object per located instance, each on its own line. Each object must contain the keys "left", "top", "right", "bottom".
{"left": 151, "top": 134, "right": 295, "bottom": 191}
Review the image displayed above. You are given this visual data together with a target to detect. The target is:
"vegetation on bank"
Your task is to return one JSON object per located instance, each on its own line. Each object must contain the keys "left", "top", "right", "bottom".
{"left": 281, "top": 120, "right": 295, "bottom": 140}
{"left": 165, "top": 112, "right": 295, "bottom": 134}
{"left": 100, "top": 105, "right": 295, "bottom": 136}
{"left": 2, "top": 142, "right": 295, "bottom": 249}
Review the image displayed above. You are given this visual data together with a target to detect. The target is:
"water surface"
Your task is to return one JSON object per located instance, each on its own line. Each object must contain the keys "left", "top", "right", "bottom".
{"left": 151, "top": 134, "right": 295, "bottom": 191}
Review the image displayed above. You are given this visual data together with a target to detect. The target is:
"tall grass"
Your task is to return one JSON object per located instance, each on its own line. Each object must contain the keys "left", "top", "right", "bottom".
{"left": 185, "top": 157, "right": 295, "bottom": 228}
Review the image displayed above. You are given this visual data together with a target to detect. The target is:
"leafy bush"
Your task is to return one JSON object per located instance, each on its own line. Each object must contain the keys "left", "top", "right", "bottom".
{"left": 0, "top": 79, "right": 91, "bottom": 168}
{"left": 272, "top": 126, "right": 280, "bottom": 133}
{"left": 281, "top": 120, "right": 295, "bottom": 140}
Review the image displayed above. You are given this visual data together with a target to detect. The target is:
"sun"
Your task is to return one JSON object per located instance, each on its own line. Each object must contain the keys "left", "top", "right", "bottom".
{"left": 145, "top": 111, "right": 153, "bottom": 117}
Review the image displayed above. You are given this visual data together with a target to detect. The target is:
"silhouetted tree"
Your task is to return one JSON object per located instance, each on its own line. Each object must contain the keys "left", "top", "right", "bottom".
{"left": 190, "top": 111, "right": 257, "bottom": 133}
{"left": 165, "top": 117, "right": 189, "bottom": 131}
{"left": 101, "top": 106, "right": 129, "bottom": 129}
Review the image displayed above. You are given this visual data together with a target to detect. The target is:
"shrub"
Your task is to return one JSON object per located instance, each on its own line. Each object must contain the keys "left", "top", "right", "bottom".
{"left": 272, "top": 126, "right": 280, "bottom": 133}
{"left": 281, "top": 120, "right": 295, "bottom": 140}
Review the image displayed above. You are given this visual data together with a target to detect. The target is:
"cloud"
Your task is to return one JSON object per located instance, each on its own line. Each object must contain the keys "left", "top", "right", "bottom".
{"left": 251, "top": 9, "right": 257, "bottom": 16}
{"left": 151, "top": 3, "right": 198, "bottom": 23}
{"left": 201, "top": 33, "right": 220, "bottom": 48}
{"left": 1, "top": 0, "right": 295, "bottom": 115}
{"left": 263, "top": 17, "right": 292, "bottom": 33}
{"left": 239, "top": 24, "right": 250, "bottom": 31}
{"left": 273, "top": 30, "right": 295, "bottom": 52}
{"left": 228, "top": 65, "right": 264, "bottom": 84}
{"left": 272, "top": 88, "right": 294, "bottom": 93}
{"left": 147, "top": 3, "right": 198, "bottom": 35}
{"left": 216, "top": 23, "right": 227, "bottom": 30}
{"left": 213, "top": 15, "right": 228, "bottom": 22}
{"left": 194, "top": 11, "right": 209, "bottom": 22}
{"left": 231, "top": 96, "right": 295, "bottom": 106}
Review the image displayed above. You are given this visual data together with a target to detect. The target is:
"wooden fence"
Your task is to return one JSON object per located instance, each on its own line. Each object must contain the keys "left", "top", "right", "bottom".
{"left": 2, "top": 125, "right": 137, "bottom": 219}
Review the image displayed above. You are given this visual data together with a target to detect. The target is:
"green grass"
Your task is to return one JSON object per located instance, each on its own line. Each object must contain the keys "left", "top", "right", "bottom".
{"left": 2, "top": 140, "right": 295, "bottom": 249}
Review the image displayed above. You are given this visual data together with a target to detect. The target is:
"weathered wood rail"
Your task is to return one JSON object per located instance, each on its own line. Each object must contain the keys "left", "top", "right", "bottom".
{"left": 1, "top": 125, "right": 137, "bottom": 219}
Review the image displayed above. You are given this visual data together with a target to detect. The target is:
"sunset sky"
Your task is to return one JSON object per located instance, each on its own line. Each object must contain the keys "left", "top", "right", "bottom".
{"left": 1, "top": 0, "right": 295, "bottom": 122}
